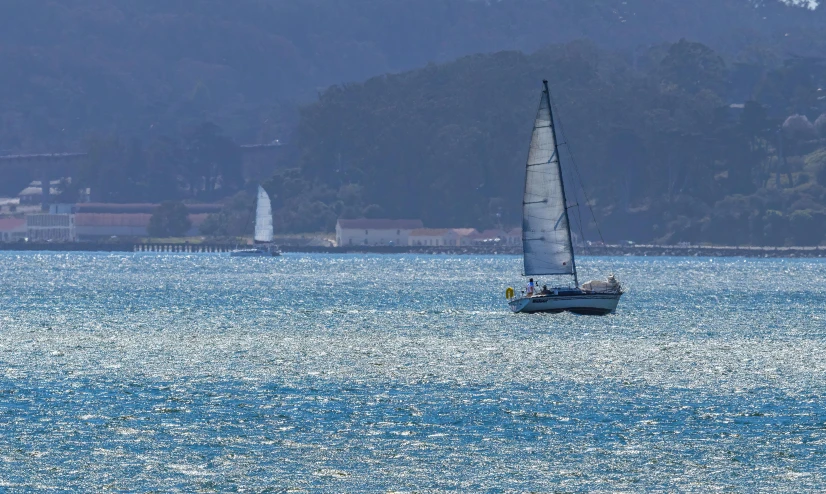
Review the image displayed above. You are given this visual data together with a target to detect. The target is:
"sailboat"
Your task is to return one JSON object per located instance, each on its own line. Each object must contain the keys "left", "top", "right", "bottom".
{"left": 230, "top": 186, "right": 281, "bottom": 257}
{"left": 507, "top": 80, "right": 622, "bottom": 315}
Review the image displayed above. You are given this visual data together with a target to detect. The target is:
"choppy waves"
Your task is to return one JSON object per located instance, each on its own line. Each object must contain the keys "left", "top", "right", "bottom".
{"left": 1, "top": 253, "right": 825, "bottom": 491}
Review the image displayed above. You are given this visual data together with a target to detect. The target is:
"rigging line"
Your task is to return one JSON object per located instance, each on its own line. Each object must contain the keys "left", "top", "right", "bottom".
{"left": 545, "top": 84, "right": 610, "bottom": 263}
{"left": 557, "top": 129, "right": 587, "bottom": 252}
{"left": 544, "top": 87, "right": 588, "bottom": 252}
{"left": 568, "top": 154, "right": 587, "bottom": 251}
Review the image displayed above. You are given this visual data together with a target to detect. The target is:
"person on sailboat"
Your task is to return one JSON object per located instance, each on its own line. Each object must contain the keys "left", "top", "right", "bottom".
{"left": 526, "top": 278, "right": 535, "bottom": 297}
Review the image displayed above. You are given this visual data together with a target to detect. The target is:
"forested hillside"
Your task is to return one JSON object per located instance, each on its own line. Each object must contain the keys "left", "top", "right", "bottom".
{"left": 280, "top": 39, "right": 826, "bottom": 245}
{"left": 5, "top": 0, "right": 826, "bottom": 244}
{"left": 1, "top": 0, "right": 822, "bottom": 153}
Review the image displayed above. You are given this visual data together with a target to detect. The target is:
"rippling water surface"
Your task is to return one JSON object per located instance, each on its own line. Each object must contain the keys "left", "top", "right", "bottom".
{"left": 1, "top": 252, "right": 826, "bottom": 491}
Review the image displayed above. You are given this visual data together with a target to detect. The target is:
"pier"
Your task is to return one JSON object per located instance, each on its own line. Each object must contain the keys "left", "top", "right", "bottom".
{"left": 132, "top": 243, "right": 235, "bottom": 253}
{"left": 0, "top": 241, "right": 236, "bottom": 253}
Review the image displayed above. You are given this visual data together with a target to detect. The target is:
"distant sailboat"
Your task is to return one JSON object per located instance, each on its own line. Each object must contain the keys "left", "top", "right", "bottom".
{"left": 231, "top": 186, "right": 281, "bottom": 257}
{"left": 507, "top": 80, "right": 622, "bottom": 314}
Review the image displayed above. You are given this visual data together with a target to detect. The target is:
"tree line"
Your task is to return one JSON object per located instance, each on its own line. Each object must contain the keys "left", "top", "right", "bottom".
{"left": 5, "top": 0, "right": 826, "bottom": 244}
{"left": 39, "top": 36, "right": 826, "bottom": 246}
{"left": 282, "top": 39, "right": 826, "bottom": 245}
{"left": 1, "top": 0, "right": 822, "bottom": 154}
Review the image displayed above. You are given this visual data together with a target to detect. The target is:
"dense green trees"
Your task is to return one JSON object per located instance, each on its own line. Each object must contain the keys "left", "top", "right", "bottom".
{"left": 198, "top": 191, "right": 255, "bottom": 237}
{"left": 5, "top": 1, "right": 826, "bottom": 244}
{"left": 287, "top": 39, "right": 826, "bottom": 245}
{"left": 0, "top": 0, "right": 821, "bottom": 153}
{"left": 148, "top": 201, "right": 191, "bottom": 237}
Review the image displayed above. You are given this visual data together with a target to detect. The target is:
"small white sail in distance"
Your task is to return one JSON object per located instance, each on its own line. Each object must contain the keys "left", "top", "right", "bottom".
{"left": 254, "top": 185, "right": 274, "bottom": 243}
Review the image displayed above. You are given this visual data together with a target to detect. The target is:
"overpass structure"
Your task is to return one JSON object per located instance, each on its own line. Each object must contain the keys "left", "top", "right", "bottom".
{"left": 0, "top": 143, "right": 286, "bottom": 207}
{"left": 0, "top": 152, "right": 87, "bottom": 205}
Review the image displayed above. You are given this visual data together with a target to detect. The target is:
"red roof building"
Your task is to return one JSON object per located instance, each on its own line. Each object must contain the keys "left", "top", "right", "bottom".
{"left": 336, "top": 219, "right": 423, "bottom": 230}
{"left": 0, "top": 217, "right": 26, "bottom": 241}
{"left": 75, "top": 213, "right": 210, "bottom": 238}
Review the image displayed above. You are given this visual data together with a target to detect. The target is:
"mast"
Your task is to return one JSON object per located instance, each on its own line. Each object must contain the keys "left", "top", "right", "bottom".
{"left": 521, "top": 80, "right": 577, "bottom": 283}
{"left": 542, "top": 80, "right": 578, "bottom": 287}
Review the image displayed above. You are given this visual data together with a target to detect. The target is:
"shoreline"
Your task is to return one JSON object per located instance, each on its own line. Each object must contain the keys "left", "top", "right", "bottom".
{"left": 0, "top": 242, "right": 824, "bottom": 258}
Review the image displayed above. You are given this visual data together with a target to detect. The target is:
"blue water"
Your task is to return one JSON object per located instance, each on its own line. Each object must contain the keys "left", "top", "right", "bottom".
{"left": 1, "top": 253, "right": 825, "bottom": 491}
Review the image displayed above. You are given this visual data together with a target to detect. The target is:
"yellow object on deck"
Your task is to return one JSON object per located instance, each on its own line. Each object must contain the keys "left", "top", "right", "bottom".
{"left": 505, "top": 287, "right": 514, "bottom": 299}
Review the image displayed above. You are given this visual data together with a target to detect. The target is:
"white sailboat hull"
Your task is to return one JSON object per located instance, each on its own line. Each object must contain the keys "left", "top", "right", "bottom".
{"left": 230, "top": 247, "right": 280, "bottom": 257}
{"left": 509, "top": 292, "right": 622, "bottom": 315}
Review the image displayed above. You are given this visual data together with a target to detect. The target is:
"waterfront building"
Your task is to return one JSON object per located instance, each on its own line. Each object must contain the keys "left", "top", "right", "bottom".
{"left": 335, "top": 219, "right": 423, "bottom": 246}
{"left": 71, "top": 203, "right": 218, "bottom": 239}
{"left": 408, "top": 228, "right": 458, "bottom": 246}
{"left": 470, "top": 228, "right": 521, "bottom": 246}
{"left": 408, "top": 228, "right": 481, "bottom": 246}
{"left": 0, "top": 217, "right": 26, "bottom": 241}
{"left": 75, "top": 213, "right": 208, "bottom": 239}
{"left": 26, "top": 214, "right": 76, "bottom": 241}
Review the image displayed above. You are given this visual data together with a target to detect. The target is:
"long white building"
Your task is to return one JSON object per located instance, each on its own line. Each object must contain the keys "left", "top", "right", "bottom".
{"left": 408, "top": 228, "right": 481, "bottom": 246}
{"left": 26, "top": 214, "right": 76, "bottom": 241}
{"left": 335, "top": 219, "right": 423, "bottom": 246}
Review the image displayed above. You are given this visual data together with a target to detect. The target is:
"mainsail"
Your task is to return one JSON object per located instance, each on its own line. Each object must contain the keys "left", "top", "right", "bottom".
{"left": 521, "top": 81, "right": 576, "bottom": 278}
{"left": 254, "top": 185, "right": 274, "bottom": 243}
